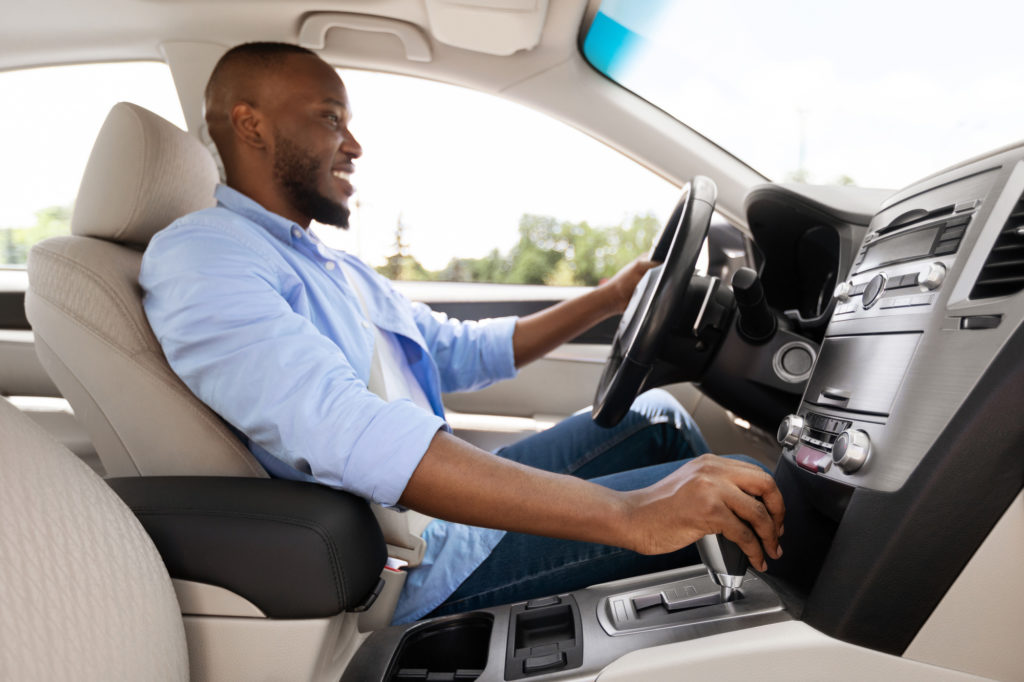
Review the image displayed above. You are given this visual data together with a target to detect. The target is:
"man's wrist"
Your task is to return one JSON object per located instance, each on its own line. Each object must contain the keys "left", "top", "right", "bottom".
{"left": 597, "top": 486, "right": 642, "bottom": 552}
{"left": 590, "top": 280, "right": 622, "bottom": 320}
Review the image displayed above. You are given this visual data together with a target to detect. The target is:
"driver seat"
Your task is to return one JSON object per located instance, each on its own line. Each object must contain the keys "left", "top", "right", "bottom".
{"left": 25, "top": 101, "right": 427, "bottom": 574}
{"left": 25, "top": 102, "right": 265, "bottom": 479}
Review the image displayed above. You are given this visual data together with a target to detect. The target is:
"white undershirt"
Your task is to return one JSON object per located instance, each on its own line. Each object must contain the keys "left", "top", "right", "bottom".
{"left": 338, "top": 261, "right": 432, "bottom": 412}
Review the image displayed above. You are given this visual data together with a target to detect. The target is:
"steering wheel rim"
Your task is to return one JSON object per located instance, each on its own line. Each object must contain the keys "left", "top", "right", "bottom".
{"left": 592, "top": 176, "right": 718, "bottom": 427}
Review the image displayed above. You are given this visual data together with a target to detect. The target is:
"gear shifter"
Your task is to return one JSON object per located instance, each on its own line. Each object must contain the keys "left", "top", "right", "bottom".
{"left": 696, "top": 534, "right": 749, "bottom": 602}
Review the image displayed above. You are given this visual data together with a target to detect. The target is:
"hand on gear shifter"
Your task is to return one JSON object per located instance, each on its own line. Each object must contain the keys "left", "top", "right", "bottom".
{"left": 696, "top": 533, "right": 749, "bottom": 601}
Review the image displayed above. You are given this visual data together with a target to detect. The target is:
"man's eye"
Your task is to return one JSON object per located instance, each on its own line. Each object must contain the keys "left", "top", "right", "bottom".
{"left": 325, "top": 113, "right": 340, "bottom": 125}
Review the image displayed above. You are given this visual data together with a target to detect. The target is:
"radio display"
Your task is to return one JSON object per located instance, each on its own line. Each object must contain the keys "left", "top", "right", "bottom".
{"left": 857, "top": 226, "right": 938, "bottom": 273}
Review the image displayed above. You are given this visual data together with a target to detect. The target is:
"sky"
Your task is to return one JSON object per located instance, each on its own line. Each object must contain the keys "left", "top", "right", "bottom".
{"left": 3, "top": 2, "right": 1024, "bottom": 268}
{"left": 596, "top": 0, "right": 1024, "bottom": 188}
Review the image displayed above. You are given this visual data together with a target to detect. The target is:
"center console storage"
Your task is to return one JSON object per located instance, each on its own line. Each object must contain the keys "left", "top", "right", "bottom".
{"left": 386, "top": 613, "right": 493, "bottom": 681}
{"left": 342, "top": 565, "right": 790, "bottom": 681}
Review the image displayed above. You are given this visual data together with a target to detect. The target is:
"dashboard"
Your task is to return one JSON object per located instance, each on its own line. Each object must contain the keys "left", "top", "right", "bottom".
{"left": 736, "top": 142, "right": 1024, "bottom": 660}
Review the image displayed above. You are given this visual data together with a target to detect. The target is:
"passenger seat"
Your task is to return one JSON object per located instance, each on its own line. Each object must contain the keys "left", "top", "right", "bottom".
{"left": 0, "top": 396, "right": 189, "bottom": 680}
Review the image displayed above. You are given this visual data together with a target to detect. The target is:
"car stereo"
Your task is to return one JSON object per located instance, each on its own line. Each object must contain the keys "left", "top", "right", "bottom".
{"left": 778, "top": 154, "right": 1024, "bottom": 493}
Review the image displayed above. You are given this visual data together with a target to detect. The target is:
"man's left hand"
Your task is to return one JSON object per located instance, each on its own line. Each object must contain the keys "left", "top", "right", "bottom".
{"left": 600, "top": 258, "right": 659, "bottom": 315}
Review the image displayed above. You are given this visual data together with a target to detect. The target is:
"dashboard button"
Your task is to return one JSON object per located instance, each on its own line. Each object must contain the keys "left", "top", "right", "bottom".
{"left": 795, "top": 446, "right": 832, "bottom": 473}
{"left": 862, "top": 274, "right": 887, "bottom": 308}
{"left": 920, "top": 262, "right": 946, "bottom": 290}
{"left": 960, "top": 315, "right": 1002, "bottom": 330}
{"left": 933, "top": 239, "right": 960, "bottom": 256}
{"left": 940, "top": 224, "right": 967, "bottom": 240}
{"left": 833, "top": 281, "right": 853, "bottom": 302}
{"left": 899, "top": 273, "right": 920, "bottom": 288}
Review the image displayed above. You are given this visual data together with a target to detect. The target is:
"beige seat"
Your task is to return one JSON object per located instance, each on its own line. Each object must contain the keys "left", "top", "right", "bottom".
{"left": 0, "top": 396, "right": 189, "bottom": 681}
{"left": 25, "top": 102, "right": 264, "bottom": 479}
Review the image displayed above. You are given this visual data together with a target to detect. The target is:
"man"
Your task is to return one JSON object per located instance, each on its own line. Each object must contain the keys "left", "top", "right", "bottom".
{"left": 141, "top": 42, "right": 784, "bottom": 625}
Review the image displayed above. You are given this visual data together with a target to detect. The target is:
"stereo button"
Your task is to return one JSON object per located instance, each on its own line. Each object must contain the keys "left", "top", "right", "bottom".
{"left": 833, "top": 281, "right": 853, "bottom": 302}
{"left": 862, "top": 274, "right": 886, "bottom": 309}
{"left": 920, "top": 262, "right": 946, "bottom": 290}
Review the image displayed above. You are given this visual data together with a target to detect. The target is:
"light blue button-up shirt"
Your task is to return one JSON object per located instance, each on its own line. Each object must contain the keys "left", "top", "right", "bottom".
{"left": 140, "top": 185, "right": 514, "bottom": 623}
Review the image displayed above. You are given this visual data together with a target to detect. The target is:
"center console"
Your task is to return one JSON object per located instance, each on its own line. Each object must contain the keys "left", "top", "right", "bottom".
{"left": 764, "top": 143, "right": 1024, "bottom": 667}
{"left": 343, "top": 563, "right": 789, "bottom": 681}
{"left": 777, "top": 155, "right": 1024, "bottom": 495}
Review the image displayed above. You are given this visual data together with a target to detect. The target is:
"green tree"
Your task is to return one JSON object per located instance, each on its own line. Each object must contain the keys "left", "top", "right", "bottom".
{"left": 505, "top": 215, "right": 564, "bottom": 284}
{"left": 393, "top": 210, "right": 667, "bottom": 286}
{"left": 377, "top": 214, "right": 432, "bottom": 281}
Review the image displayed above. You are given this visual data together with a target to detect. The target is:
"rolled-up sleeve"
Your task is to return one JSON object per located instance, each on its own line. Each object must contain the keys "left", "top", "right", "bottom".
{"left": 141, "top": 222, "right": 444, "bottom": 506}
{"left": 410, "top": 302, "right": 518, "bottom": 393}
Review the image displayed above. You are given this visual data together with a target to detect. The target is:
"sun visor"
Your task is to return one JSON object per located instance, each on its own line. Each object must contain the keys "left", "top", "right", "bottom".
{"left": 424, "top": 0, "right": 550, "bottom": 56}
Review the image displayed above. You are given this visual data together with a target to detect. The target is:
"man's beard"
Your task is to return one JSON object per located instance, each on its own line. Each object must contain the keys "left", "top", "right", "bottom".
{"left": 272, "top": 136, "right": 350, "bottom": 228}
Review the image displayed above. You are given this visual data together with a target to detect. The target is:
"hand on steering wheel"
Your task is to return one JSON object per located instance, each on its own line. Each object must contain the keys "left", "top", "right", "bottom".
{"left": 592, "top": 176, "right": 717, "bottom": 427}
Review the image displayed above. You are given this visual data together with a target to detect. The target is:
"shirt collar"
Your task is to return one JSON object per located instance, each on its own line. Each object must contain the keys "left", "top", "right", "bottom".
{"left": 214, "top": 184, "right": 305, "bottom": 247}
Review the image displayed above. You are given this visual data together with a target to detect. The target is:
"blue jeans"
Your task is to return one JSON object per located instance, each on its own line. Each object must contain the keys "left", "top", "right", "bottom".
{"left": 428, "top": 389, "right": 758, "bottom": 618}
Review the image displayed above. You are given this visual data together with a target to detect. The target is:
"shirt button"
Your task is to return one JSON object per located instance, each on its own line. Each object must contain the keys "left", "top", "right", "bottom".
{"left": 361, "top": 320, "right": 371, "bottom": 329}
{"left": 324, "top": 261, "right": 336, "bottom": 270}
{"left": 292, "top": 228, "right": 302, "bottom": 239}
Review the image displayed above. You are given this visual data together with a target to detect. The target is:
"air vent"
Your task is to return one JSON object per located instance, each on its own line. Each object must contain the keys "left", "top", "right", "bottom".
{"left": 970, "top": 194, "right": 1024, "bottom": 299}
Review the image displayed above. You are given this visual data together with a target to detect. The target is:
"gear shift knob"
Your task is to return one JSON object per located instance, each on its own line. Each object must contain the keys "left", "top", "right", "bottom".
{"left": 696, "top": 534, "right": 749, "bottom": 601}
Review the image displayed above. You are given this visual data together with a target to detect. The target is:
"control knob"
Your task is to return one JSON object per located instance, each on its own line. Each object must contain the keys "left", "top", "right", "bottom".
{"left": 862, "top": 273, "right": 887, "bottom": 309}
{"left": 777, "top": 414, "right": 804, "bottom": 448}
{"left": 831, "top": 429, "right": 871, "bottom": 473}
{"left": 833, "top": 281, "right": 853, "bottom": 302}
{"left": 919, "top": 262, "right": 947, "bottom": 291}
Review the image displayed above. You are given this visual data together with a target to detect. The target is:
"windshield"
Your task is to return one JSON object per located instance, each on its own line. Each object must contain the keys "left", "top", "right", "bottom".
{"left": 583, "top": 0, "right": 1024, "bottom": 189}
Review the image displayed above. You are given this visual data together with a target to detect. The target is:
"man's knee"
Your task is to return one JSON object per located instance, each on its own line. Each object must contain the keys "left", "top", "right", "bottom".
{"left": 633, "top": 387, "right": 684, "bottom": 415}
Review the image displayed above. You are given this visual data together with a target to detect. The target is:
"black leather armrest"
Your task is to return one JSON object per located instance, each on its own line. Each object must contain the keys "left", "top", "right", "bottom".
{"left": 108, "top": 476, "right": 386, "bottom": 619}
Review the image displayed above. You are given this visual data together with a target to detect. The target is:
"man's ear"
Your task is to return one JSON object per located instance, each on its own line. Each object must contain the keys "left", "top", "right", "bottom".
{"left": 230, "top": 102, "right": 267, "bottom": 151}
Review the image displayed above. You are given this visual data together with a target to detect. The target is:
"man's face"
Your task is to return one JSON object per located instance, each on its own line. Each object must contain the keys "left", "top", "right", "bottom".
{"left": 265, "top": 54, "right": 362, "bottom": 228}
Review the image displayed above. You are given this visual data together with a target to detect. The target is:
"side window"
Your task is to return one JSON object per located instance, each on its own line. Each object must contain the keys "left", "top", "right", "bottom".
{"left": 316, "top": 69, "right": 681, "bottom": 285}
{"left": 0, "top": 63, "right": 185, "bottom": 266}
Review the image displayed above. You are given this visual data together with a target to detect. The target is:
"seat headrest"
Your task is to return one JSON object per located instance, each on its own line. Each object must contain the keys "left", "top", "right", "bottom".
{"left": 71, "top": 102, "right": 219, "bottom": 247}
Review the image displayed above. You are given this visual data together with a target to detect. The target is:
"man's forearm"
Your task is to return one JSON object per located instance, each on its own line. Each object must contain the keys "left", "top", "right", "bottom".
{"left": 398, "top": 430, "right": 629, "bottom": 546}
{"left": 398, "top": 430, "right": 785, "bottom": 570}
{"left": 511, "top": 259, "right": 656, "bottom": 368}
{"left": 512, "top": 286, "right": 617, "bottom": 368}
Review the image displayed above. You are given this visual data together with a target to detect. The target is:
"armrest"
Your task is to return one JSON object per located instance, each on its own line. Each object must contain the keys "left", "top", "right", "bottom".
{"left": 108, "top": 476, "right": 386, "bottom": 619}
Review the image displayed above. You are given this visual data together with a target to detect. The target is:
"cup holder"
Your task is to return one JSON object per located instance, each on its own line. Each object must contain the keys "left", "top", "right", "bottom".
{"left": 386, "top": 612, "right": 494, "bottom": 681}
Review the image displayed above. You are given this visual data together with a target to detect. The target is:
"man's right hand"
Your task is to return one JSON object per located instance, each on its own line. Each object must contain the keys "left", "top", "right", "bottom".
{"left": 618, "top": 454, "right": 784, "bottom": 571}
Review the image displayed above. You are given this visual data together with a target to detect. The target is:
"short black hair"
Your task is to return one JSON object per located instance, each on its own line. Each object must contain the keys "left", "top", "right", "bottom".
{"left": 205, "top": 42, "right": 318, "bottom": 103}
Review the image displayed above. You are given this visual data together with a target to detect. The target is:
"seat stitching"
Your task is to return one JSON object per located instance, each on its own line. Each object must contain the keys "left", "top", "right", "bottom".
{"left": 29, "top": 244, "right": 148, "bottom": 349}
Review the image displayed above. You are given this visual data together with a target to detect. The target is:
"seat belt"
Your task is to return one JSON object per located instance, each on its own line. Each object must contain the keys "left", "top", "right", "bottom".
{"left": 338, "top": 264, "right": 388, "bottom": 400}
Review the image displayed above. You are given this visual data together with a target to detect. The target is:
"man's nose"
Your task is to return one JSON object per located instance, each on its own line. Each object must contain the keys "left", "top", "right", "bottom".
{"left": 342, "top": 129, "right": 362, "bottom": 159}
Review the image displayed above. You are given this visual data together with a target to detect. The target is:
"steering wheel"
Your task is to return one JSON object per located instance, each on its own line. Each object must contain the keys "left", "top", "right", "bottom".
{"left": 592, "top": 176, "right": 717, "bottom": 427}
